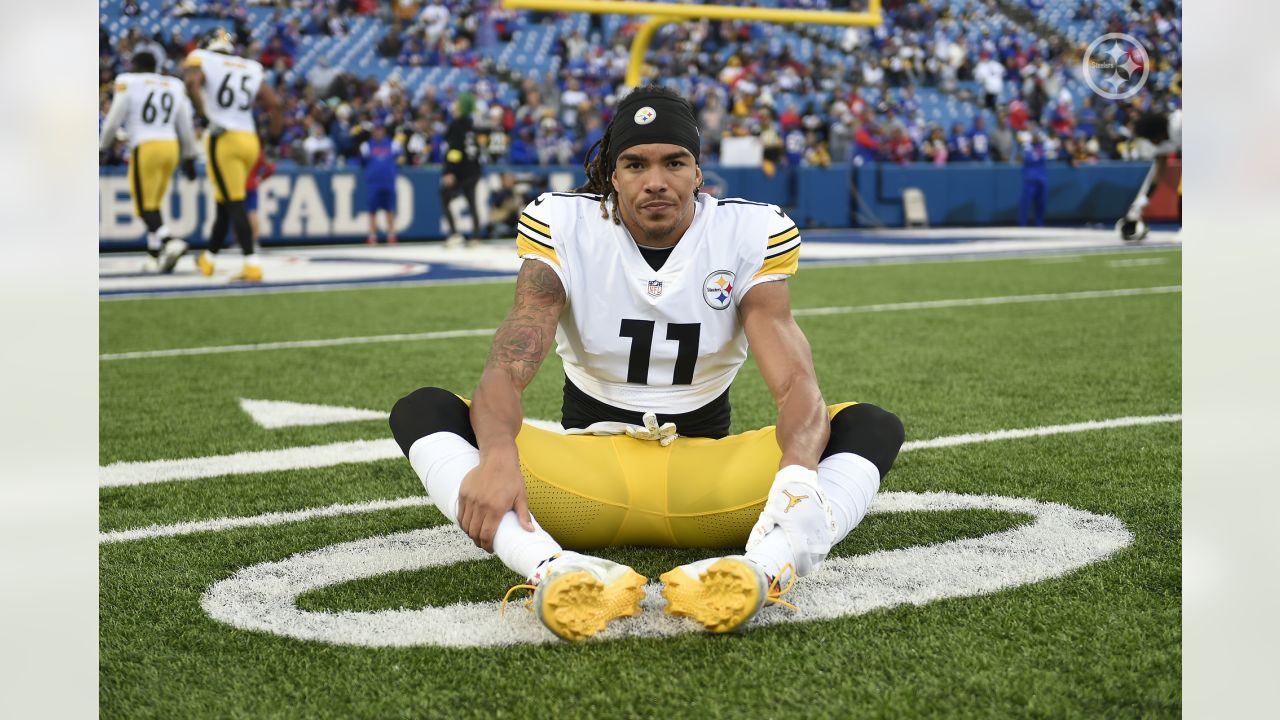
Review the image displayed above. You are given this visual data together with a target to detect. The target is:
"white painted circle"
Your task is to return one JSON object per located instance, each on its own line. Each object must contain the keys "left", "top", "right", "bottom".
{"left": 633, "top": 106, "right": 657, "bottom": 125}
{"left": 1081, "top": 33, "right": 1150, "bottom": 101}
{"left": 202, "top": 492, "right": 1132, "bottom": 647}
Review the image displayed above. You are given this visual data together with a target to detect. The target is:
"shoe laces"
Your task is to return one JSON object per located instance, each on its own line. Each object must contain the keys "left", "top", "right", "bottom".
{"left": 765, "top": 562, "right": 798, "bottom": 611}
{"left": 499, "top": 553, "right": 562, "bottom": 616}
{"left": 499, "top": 583, "right": 537, "bottom": 616}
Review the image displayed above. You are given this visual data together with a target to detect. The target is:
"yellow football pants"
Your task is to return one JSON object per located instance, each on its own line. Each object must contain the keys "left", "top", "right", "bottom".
{"left": 128, "top": 139, "right": 179, "bottom": 215}
{"left": 204, "top": 129, "right": 259, "bottom": 203}
{"left": 513, "top": 402, "right": 857, "bottom": 550}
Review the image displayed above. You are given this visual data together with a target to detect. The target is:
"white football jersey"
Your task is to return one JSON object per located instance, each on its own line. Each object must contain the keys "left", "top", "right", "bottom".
{"left": 183, "top": 49, "right": 265, "bottom": 132}
{"left": 101, "top": 72, "right": 193, "bottom": 150}
{"left": 517, "top": 192, "right": 802, "bottom": 414}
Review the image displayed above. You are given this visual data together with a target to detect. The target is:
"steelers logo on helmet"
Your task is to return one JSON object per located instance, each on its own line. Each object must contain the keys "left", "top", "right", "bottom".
{"left": 633, "top": 106, "right": 657, "bottom": 125}
{"left": 205, "top": 27, "right": 235, "bottom": 53}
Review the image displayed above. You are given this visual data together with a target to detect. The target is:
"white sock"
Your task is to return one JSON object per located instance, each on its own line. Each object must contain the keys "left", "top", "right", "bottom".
{"left": 145, "top": 231, "right": 162, "bottom": 252}
{"left": 156, "top": 224, "right": 172, "bottom": 242}
{"left": 744, "top": 453, "right": 881, "bottom": 579}
{"left": 407, "top": 432, "right": 562, "bottom": 579}
{"left": 819, "top": 452, "right": 881, "bottom": 542}
{"left": 243, "top": 253, "right": 261, "bottom": 268}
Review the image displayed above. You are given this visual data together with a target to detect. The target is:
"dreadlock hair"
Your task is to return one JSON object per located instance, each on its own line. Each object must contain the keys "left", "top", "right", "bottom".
{"left": 574, "top": 85, "right": 697, "bottom": 224}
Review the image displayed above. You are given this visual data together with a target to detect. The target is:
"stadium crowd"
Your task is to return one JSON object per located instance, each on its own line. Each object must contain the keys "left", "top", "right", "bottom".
{"left": 100, "top": 0, "right": 1181, "bottom": 171}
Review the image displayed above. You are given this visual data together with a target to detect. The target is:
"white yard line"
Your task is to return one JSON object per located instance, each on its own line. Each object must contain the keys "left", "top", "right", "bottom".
{"left": 99, "top": 413, "right": 1182, "bottom": 543}
{"left": 98, "top": 497, "right": 433, "bottom": 544}
{"left": 790, "top": 285, "right": 1180, "bottom": 317}
{"left": 100, "top": 328, "right": 496, "bottom": 361}
{"left": 101, "top": 285, "right": 1181, "bottom": 361}
{"left": 900, "top": 414, "right": 1182, "bottom": 451}
{"left": 1107, "top": 257, "right": 1169, "bottom": 268}
{"left": 99, "top": 439, "right": 402, "bottom": 488}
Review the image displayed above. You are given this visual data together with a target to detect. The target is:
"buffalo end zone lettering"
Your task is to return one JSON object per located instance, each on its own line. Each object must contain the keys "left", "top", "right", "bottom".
{"left": 99, "top": 171, "right": 417, "bottom": 244}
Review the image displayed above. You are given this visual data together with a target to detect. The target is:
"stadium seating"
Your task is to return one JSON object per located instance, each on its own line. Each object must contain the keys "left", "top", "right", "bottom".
{"left": 100, "top": 0, "right": 1180, "bottom": 167}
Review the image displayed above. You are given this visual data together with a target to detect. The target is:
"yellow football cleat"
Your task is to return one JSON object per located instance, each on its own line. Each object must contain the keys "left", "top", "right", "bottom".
{"left": 504, "top": 553, "right": 646, "bottom": 642}
{"left": 232, "top": 265, "right": 263, "bottom": 283}
{"left": 660, "top": 556, "right": 795, "bottom": 633}
{"left": 197, "top": 251, "right": 215, "bottom": 277}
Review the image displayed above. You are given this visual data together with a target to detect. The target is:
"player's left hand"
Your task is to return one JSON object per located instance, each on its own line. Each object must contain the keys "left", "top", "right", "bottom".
{"left": 180, "top": 158, "right": 197, "bottom": 181}
{"left": 457, "top": 452, "right": 535, "bottom": 553}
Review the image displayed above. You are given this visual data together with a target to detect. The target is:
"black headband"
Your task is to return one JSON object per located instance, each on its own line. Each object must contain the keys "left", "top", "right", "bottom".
{"left": 608, "top": 94, "right": 701, "bottom": 171}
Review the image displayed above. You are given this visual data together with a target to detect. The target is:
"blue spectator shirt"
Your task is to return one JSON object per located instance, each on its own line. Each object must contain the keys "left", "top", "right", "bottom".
{"left": 360, "top": 138, "right": 401, "bottom": 187}
{"left": 970, "top": 128, "right": 991, "bottom": 161}
{"left": 948, "top": 132, "right": 973, "bottom": 161}
{"left": 1022, "top": 141, "right": 1048, "bottom": 181}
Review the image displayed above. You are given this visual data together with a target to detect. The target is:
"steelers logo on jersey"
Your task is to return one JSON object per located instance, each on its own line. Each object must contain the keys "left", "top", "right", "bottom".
{"left": 703, "top": 270, "right": 735, "bottom": 310}
{"left": 633, "top": 106, "right": 657, "bottom": 125}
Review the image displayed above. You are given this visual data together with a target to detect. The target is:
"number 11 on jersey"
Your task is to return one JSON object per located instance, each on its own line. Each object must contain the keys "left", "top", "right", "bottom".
{"left": 620, "top": 320, "right": 701, "bottom": 385}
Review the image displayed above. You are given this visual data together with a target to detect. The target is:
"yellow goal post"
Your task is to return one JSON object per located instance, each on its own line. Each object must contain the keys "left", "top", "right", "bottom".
{"left": 501, "top": 0, "right": 884, "bottom": 86}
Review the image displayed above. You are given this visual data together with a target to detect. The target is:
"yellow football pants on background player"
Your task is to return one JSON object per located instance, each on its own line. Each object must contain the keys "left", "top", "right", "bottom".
{"left": 128, "top": 139, "right": 179, "bottom": 215}
{"left": 204, "top": 129, "right": 259, "bottom": 203}
{"left": 514, "top": 402, "right": 857, "bottom": 549}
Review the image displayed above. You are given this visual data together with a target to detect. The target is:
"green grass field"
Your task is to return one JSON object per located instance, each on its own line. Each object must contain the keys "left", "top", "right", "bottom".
{"left": 99, "top": 248, "right": 1181, "bottom": 718}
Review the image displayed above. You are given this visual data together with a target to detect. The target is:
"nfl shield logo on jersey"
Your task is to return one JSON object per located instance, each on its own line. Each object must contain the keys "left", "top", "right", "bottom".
{"left": 647, "top": 280, "right": 664, "bottom": 297}
{"left": 703, "top": 270, "right": 736, "bottom": 309}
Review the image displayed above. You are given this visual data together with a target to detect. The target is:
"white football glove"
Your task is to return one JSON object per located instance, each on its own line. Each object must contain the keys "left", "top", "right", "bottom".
{"left": 623, "top": 411, "right": 679, "bottom": 447}
{"left": 562, "top": 411, "right": 679, "bottom": 447}
{"left": 746, "top": 465, "right": 837, "bottom": 577}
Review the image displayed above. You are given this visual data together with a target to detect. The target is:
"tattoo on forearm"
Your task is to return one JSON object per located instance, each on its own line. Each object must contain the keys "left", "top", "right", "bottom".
{"left": 485, "top": 261, "right": 565, "bottom": 388}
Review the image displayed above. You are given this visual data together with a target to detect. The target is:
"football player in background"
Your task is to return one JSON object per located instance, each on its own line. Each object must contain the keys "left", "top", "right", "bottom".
{"left": 246, "top": 149, "right": 276, "bottom": 248}
{"left": 98, "top": 50, "right": 198, "bottom": 274}
{"left": 440, "top": 92, "right": 482, "bottom": 247}
{"left": 183, "top": 29, "right": 283, "bottom": 282}
{"left": 1118, "top": 101, "right": 1182, "bottom": 242}
{"left": 389, "top": 86, "right": 904, "bottom": 642}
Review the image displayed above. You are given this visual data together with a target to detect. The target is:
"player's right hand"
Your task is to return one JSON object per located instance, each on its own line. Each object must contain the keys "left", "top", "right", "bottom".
{"left": 180, "top": 158, "right": 197, "bottom": 181}
{"left": 457, "top": 453, "right": 535, "bottom": 552}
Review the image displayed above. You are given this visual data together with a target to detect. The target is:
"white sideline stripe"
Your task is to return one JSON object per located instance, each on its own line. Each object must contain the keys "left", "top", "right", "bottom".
{"left": 100, "top": 285, "right": 1181, "bottom": 361}
{"left": 790, "top": 285, "right": 1180, "bottom": 317}
{"left": 99, "top": 497, "right": 433, "bottom": 544}
{"left": 98, "top": 413, "right": 1182, "bottom": 543}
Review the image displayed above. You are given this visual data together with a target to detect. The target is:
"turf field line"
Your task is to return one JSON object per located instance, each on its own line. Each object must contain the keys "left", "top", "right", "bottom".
{"left": 99, "top": 328, "right": 497, "bottom": 360}
{"left": 901, "top": 413, "right": 1182, "bottom": 451}
{"left": 99, "top": 438, "right": 401, "bottom": 488}
{"left": 99, "top": 419, "right": 568, "bottom": 488}
{"left": 99, "top": 285, "right": 1182, "bottom": 361}
{"left": 98, "top": 497, "right": 432, "bottom": 544}
{"left": 790, "top": 285, "right": 1181, "bottom": 317}
{"left": 98, "top": 413, "right": 1181, "bottom": 542}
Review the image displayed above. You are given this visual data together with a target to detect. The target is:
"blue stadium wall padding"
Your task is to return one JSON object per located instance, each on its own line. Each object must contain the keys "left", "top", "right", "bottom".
{"left": 99, "top": 161, "right": 1154, "bottom": 249}
{"left": 853, "top": 161, "right": 1152, "bottom": 227}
